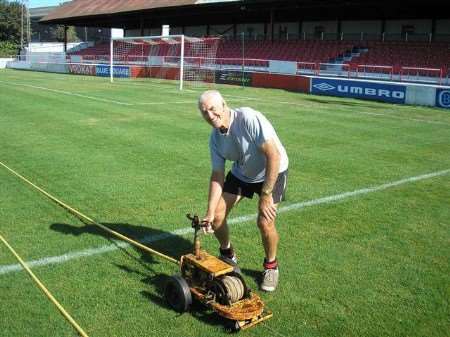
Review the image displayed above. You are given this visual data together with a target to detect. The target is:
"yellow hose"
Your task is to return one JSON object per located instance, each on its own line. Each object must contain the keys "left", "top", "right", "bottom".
{"left": 0, "top": 233, "right": 90, "bottom": 337}
{"left": 0, "top": 161, "right": 179, "bottom": 265}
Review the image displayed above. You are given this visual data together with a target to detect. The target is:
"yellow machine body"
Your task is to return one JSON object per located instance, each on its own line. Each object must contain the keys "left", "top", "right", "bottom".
{"left": 180, "top": 250, "right": 273, "bottom": 329}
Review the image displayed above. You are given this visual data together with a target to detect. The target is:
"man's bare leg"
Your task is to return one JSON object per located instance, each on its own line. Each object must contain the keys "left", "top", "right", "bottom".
{"left": 212, "top": 192, "right": 242, "bottom": 249}
{"left": 257, "top": 203, "right": 279, "bottom": 261}
{"left": 258, "top": 203, "right": 280, "bottom": 292}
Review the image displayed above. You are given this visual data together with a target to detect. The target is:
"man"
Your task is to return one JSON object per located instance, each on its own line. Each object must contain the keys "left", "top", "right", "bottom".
{"left": 198, "top": 90, "right": 288, "bottom": 292}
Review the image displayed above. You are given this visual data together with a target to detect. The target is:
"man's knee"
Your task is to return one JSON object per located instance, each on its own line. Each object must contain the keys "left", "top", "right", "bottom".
{"left": 213, "top": 207, "right": 227, "bottom": 228}
{"left": 212, "top": 193, "right": 240, "bottom": 229}
{"left": 257, "top": 215, "right": 276, "bottom": 234}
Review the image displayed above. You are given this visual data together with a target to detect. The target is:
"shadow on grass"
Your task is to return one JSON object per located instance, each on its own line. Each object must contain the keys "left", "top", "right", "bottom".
{"left": 240, "top": 268, "right": 262, "bottom": 286}
{"left": 140, "top": 278, "right": 230, "bottom": 331}
{"left": 50, "top": 221, "right": 193, "bottom": 262}
{"left": 50, "top": 221, "right": 236, "bottom": 331}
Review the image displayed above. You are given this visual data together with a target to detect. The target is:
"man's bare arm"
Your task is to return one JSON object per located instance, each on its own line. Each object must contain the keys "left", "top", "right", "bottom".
{"left": 259, "top": 139, "right": 280, "bottom": 221}
{"left": 260, "top": 140, "right": 280, "bottom": 195}
{"left": 204, "top": 170, "right": 225, "bottom": 222}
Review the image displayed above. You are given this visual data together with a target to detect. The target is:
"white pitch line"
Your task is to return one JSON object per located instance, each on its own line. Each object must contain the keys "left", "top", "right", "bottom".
{"left": 1, "top": 168, "right": 449, "bottom": 276}
{"left": 219, "top": 93, "right": 450, "bottom": 126}
{"left": 134, "top": 101, "right": 196, "bottom": 105}
{"left": 134, "top": 98, "right": 247, "bottom": 105}
{"left": 356, "top": 111, "right": 450, "bottom": 126}
{"left": 2, "top": 79, "right": 449, "bottom": 126}
{"left": 0, "top": 80, "right": 133, "bottom": 106}
{"left": 109, "top": 79, "right": 200, "bottom": 92}
{"left": 223, "top": 94, "right": 259, "bottom": 101}
{"left": 0, "top": 80, "right": 245, "bottom": 107}
{"left": 240, "top": 97, "right": 450, "bottom": 126}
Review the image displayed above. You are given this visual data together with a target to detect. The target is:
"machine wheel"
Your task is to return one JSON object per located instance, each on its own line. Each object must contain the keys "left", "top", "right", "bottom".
{"left": 164, "top": 275, "right": 192, "bottom": 313}
{"left": 225, "top": 319, "right": 241, "bottom": 332}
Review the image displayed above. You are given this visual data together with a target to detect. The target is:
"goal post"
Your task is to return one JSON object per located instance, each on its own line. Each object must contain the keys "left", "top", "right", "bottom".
{"left": 110, "top": 35, "right": 220, "bottom": 89}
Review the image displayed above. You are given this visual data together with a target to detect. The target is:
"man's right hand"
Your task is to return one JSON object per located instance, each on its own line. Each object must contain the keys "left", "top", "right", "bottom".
{"left": 201, "top": 214, "right": 215, "bottom": 234}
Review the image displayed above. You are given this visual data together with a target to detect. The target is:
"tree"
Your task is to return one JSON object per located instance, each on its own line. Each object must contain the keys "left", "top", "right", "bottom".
{"left": 0, "top": 0, "right": 27, "bottom": 56}
{"left": 53, "top": 25, "right": 80, "bottom": 42}
{"left": 0, "top": 0, "right": 25, "bottom": 44}
{"left": 0, "top": 40, "right": 19, "bottom": 57}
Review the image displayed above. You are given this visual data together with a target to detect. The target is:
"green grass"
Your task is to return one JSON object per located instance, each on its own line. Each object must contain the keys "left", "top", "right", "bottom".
{"left": 0, "top": 69, "right": 449, "bottom": 337}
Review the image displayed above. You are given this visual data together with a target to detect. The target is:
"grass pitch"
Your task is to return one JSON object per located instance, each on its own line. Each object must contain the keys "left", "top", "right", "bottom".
{"left": 0, "top": 69, "right": 449, "bottom": 337}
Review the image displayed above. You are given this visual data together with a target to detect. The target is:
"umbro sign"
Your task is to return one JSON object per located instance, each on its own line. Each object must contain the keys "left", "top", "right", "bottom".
{"left": 311, "top": 78, "right": 406, "bottom": 104}
{"left": 313, "top": 83, "right": 335, "bottom": 91}
{"left": 313, "top": 82, "right": 405, "bottom": 98}
{"left": 435, "top": 89, "right": 450, "bottom": 109}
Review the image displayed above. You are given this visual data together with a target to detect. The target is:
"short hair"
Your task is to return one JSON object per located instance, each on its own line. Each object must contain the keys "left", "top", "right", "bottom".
{"left": 198, "top": 90, "right": 224, "bottom": 106}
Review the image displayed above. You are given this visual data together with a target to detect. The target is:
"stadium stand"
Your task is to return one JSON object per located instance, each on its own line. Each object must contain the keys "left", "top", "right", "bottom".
{"left": 67, "top": 38, "right": 449, "bottom": 82}
{"left": 68, "top": 39, "right": 357, "bottom": 64}
{"left": 68, "top": 38, "right": 449, "bottom": 73}
{"left": 216, "top": 39, "right": 355, "bottom": 63}
{"left": 347, "top": 41, "right": 450, "bottom": 74}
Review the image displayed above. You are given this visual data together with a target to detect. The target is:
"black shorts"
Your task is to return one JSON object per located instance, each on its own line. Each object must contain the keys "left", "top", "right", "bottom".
{"left": 223, "top": 170, "right": 288, "bottom": 204}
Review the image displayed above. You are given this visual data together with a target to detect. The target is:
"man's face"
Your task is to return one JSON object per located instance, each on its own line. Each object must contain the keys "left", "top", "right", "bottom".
{"left": 198, "top": 97, "right": 224, "bottom": 129}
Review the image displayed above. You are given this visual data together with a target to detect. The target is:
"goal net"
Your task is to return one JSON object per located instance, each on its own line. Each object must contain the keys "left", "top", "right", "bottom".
{"left": 110, "top": 35, "right": 221, "bottom": 89}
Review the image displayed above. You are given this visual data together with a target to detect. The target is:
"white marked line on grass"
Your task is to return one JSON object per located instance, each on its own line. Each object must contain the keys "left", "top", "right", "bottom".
{"left": 356, "top": 111, "right": 450, "bottom": 126}
{"left": 111, "top": 79, "right": 199, "bottom": 93}
{"left": 134, "top": 98, "right": 248, "bottom": 105}
{"left": 223, "top": 94, "right": 259, "bottom": 101}
{"left": 0, "top": 80, "right": 133, "bottom": 106}
{"left": 3, "top": 77, "right": 448, "bottom": 127}
{"left": 134, "top": 101, "right": 196, "bottom": 105}
{"left": 0, "top": 227, "right": 193, "bottom": 276}
{"left": 296, "top": 102, "right": 449, "bottom": 126}
{"left": 0, "top": 80, "right": 243, "bottom": 107}
{"left": 222, "top": 94, "right": 450, "bottom": 126}
{"left": 1, "top": 168, "right": 449, "bottom": 276}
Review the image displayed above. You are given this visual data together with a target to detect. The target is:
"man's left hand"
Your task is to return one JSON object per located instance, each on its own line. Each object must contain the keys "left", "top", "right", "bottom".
{"left": 259, "top": 194, "right": 277, "bottom": 222}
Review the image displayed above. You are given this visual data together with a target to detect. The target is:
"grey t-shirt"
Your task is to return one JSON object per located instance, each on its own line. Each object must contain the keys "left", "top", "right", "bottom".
{"left": 209, "top": 107, "right": 289, "bottom": 183}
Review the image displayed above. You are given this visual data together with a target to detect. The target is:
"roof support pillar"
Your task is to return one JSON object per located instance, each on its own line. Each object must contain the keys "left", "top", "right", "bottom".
{"left": 337, "top": 20, "right": 341, "bottom": 40}
{"left": 431, "top": 18, "right": 436, "bottom": 42}
{"left": 140, "top": 15, "right": 144, "bottom": 36}
{"left": 381, "top": 19, "right": 386, "bottom": 41}
{"left": 64, "top": 25, "right": 68, "bottom": 52}
{"left": 299, "top": 20, "right": 302, "bottom": 40}
{"left": 270, "top": 8, "right": 274, "bottom": 41}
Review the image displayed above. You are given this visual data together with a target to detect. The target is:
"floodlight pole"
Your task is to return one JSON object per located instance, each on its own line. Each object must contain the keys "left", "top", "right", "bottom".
{"left": 179, "top": 35, "right": 185, "bottom": 90}
{"left": 20, "top": 2, "right": 24, "bottom": 50}
{"left": 110, "top": 38, "right": 114, "bottom": 83}
{"left": 241, "top": 32, "right": 245, "bottom": 88}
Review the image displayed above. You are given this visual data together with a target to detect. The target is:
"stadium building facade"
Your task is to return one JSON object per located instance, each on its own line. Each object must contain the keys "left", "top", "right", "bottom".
{"left": 8, "top": 0, "right": 450, "bottom": 108}
{"left": 40, "top": 0, "right": 450, "bottom": 42}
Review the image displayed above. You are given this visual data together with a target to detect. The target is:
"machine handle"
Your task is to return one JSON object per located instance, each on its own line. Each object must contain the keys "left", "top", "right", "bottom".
{"left": 186, "top": 213, "right": 208, "bottom": 259}
{"left": 186, "top": 213, "right": 210, "bottom": 229}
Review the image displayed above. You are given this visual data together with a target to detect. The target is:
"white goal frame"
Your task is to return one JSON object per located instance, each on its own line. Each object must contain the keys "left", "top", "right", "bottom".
{"left": 110, "top": 34, "right": 220, "bottom": 90}
{"left": 111, "top": 35, "right": 185, "bottom": 90}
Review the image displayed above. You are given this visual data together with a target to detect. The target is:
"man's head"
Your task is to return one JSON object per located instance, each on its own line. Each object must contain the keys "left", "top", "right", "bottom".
{"left": 198, "top": 90, "right": 229, "bottom": 130}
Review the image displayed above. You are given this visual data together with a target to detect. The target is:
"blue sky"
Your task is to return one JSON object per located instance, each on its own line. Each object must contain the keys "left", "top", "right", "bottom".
{"left": 29, "top": 0, "right": 67, "bottom": 8}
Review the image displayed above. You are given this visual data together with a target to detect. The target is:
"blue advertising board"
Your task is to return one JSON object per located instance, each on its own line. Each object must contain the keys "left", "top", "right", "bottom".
{"left": 95, "top": 65, "right": 130, "bottom": 78}
{"left": 435, "top": 88, "right": 450, "bottom": 109}
{"left": 311, "top": 78, "right": 406, "bottom": 104}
